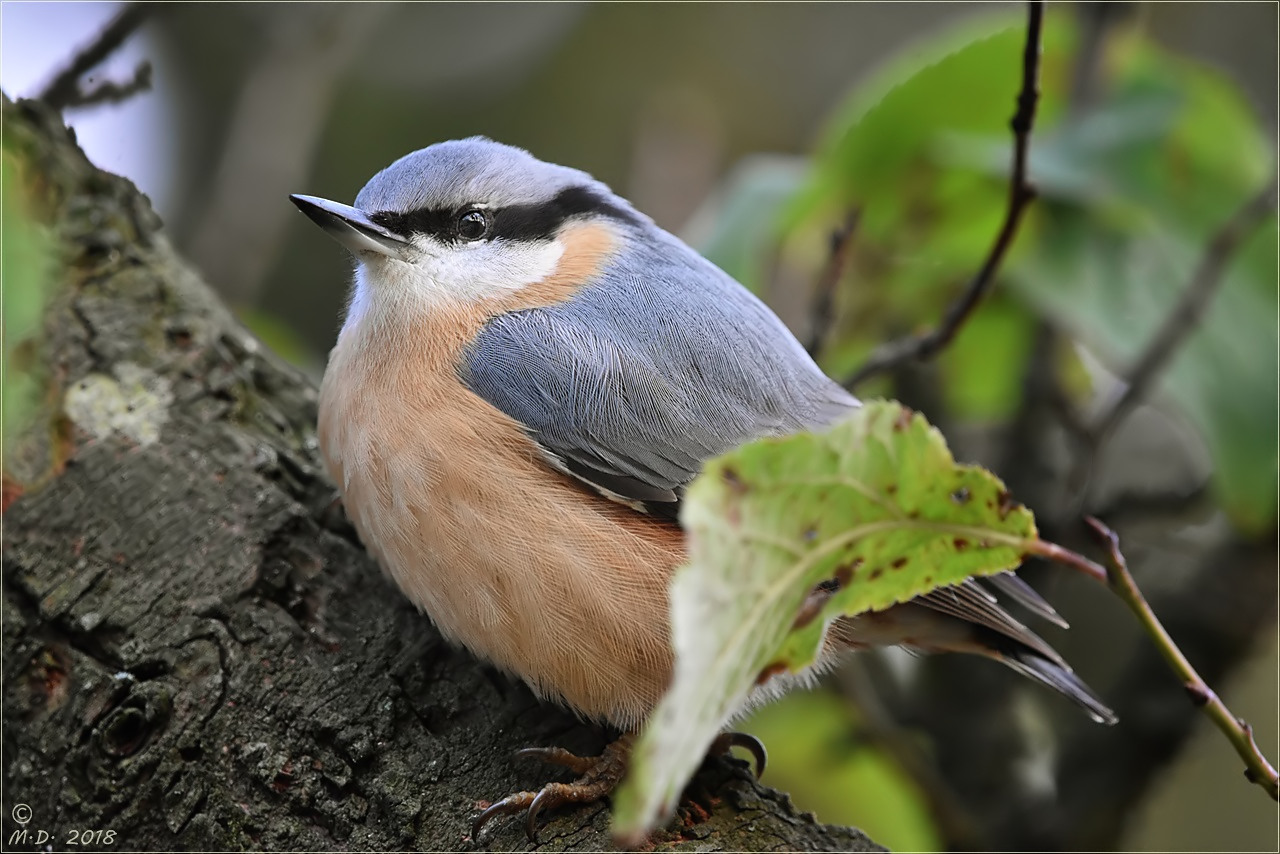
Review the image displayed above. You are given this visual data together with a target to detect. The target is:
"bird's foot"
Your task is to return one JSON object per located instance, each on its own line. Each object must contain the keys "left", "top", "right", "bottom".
{"left": 470, "top": 730, "right": 766, "bottom": 843}
{"left": 472, "top": 734, "right": 633, "bottom": 843}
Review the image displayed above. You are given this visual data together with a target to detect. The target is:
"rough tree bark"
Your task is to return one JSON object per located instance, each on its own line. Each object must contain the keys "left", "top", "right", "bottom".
{"left": 1, "top": 99, "right": 883, "bottom": 852}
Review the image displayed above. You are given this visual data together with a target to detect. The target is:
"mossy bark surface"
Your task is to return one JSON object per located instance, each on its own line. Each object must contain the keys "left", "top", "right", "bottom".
{"left": 1, "top": 98, "right": 883, "bottom": 853}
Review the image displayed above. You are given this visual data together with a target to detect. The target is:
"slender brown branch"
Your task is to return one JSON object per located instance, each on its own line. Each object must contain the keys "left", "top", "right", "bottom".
{"left": 805, "top": 209, "right": 861, "bottom": 359}
{"left": 1033, "top": 519, "right": 1280, "bottom": 801}
{"left": 38, "top": 3, "right": 152, "bottom": 110}
{"left": 58, "top": 62, "right": 153, "bottom": 110}
{"left": 1090, "top": 181, "right": 1278, "bottom": 442}
{"left": 844, "top": 0, "right": 1044, "bottom": 389}
{"left": 1087, "top": 517, "right": 1280, "bottom": 801}
{"left": 1025, "top": 537, "right": 1107, "bottom": 584}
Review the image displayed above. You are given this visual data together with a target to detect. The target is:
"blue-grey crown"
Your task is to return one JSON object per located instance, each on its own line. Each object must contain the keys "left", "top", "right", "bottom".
{"left": 355, "top": 137, "right": 609, "bottom": 214}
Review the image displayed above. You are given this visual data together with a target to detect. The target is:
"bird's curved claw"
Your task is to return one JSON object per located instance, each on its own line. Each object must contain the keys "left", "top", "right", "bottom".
{"left": 711, "top": 730, "right": 767, "bottom": 778}
{"left": 472, "top": 793, "right": 535, "bottom": 842}
{"left": 471, "top": 736, "right": 634, "bottom": 843}
{"left": 526, "top": 786, "right": 557, "bottom": 840}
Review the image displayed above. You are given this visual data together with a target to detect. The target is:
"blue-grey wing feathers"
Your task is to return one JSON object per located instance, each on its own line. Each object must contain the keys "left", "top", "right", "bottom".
{"left": 460, "top": 228, "right": 858, "bottom": 515}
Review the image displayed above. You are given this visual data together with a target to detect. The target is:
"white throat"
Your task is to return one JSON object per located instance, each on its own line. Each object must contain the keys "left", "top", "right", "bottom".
{"left": 344, "top": 238, "right": 565, "bottom": 332}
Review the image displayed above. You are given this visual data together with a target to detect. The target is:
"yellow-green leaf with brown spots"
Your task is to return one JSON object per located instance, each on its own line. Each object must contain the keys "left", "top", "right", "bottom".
{"left": 613, "top": 399, "right": 1039, "bottom": 842}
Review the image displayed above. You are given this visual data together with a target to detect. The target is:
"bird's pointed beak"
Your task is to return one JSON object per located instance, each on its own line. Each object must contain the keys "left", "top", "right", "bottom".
{"left": 289, "top": 194, "right": 410, "bottom": 259}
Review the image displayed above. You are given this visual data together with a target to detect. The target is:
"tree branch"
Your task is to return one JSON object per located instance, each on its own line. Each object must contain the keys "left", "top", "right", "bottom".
{"left": 844, "top": 0, "right": 1044, "bottom": 389}
{"left": 38, "top": 3, "right": 154, "bottom": 110}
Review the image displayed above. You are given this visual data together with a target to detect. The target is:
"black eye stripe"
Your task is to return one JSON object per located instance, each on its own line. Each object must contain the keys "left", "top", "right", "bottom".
{"left": 370, "top": 207, "right": 452, "bottom": 239}
{"left": 370, "top": 186, "right": 639, "bottom": 244}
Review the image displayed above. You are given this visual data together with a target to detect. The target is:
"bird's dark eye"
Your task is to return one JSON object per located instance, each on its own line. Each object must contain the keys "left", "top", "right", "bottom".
{"left": 456, "top": 208, "right": 490, "bottom": 241}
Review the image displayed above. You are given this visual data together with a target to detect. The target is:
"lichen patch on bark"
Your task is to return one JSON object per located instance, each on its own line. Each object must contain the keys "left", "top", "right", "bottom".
{"left": 63, "top": 362, "right": 174, "bottom": 446}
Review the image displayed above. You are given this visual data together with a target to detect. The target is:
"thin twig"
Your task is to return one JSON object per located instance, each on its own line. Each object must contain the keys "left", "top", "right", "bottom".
{"left": 1024, "top": 538, "right": 1107, "bottom": 584}
{"left": 844, "top": 0, "right": 1044, "bottom": 390}
{"left": 38, "top": 3, "right": 152, "bottom": 110}
{"left": 1089, "top": 518, "right": 1280, "bottom": 801}
{"left": 1089, "top": 181, "right": 1278, "bottom": 442}
{"left": 1029, "top": 521, "right": 1280, "bottom": 802}
{"left": 805, "top": 209, "right": 861, "bottom": 359}
{"left": 59, "top": 62, "right": 153, "bottom": 110}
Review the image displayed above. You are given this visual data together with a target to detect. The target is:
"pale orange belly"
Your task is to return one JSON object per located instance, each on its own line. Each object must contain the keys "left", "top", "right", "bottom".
{"left": 319, "top": 353, "right": 683, "bottom": 729}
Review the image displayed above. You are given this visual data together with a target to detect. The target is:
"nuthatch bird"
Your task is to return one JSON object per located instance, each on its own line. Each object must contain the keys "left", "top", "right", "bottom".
{"left": 291, "top": 137, "right": 1115, "bottom": 841}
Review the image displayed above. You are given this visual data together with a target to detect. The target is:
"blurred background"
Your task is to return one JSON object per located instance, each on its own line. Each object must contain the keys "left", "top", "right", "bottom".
{"left": 3, "top": 2, "right": 1276, "bottom": 850}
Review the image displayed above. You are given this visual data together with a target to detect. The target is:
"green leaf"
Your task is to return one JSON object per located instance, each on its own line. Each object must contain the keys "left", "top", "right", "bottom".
{"left": 951, "top": 28, "right": 1272, "bottom": 232}
{"left": 942, "top": 78, "right": 1183, "bottom": 210}
{"left": 612, "top": 400, "right": 1038, "bottom": 841}
{"left": 786, "top": 10, "right": 1075, "bottom": 231}
{"left": 1115, "top": 30, "right": 1273, "bottom": 234}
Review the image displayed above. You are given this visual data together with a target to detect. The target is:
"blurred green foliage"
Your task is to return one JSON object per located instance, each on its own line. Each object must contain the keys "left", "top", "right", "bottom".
{"left": 1, "top": 145, "right": 57, "bottom": 468}
{"left": 615, "top": 401, "right": 1037, "bottom": 839}
{"left": 745, "top": 689, "right": 939, "bottom": 851}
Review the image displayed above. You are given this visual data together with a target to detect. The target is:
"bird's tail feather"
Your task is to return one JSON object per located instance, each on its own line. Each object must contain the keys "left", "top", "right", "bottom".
{"left": 998, "top": 646, "right": 1118, "bottom": 726}
{"left": 829, "top": 577, "right": 1118, "bottom": 725}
